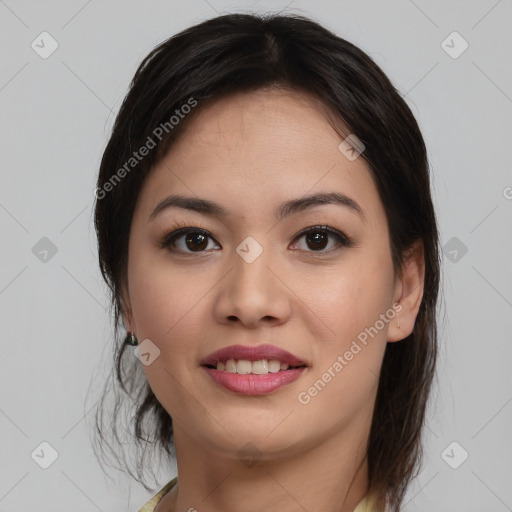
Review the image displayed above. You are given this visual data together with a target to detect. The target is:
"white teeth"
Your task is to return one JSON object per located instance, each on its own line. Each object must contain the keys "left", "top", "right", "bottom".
{"left": 237, "top": 359, "right": 252, "bottom": 374}
{"left": 215, "top": 359, "right": 293, "bottom": 374}
{"left": 268, "top": 360, "right": 281, "bottom": 373}
{"left": 252, "top": 360, "right": 268, "bottom": 374}
{"left": 225, "top": 359, "right": 237, "bottom": 373}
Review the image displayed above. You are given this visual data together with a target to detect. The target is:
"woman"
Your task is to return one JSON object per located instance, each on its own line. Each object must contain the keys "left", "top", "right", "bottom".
{"left": 92, "top": 12, "right": 440, "bottom": 512}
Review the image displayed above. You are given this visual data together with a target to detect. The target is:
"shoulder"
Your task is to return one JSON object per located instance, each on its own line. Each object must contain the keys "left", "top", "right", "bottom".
{"left": 353, "top": 492, "right": 390, "bottom": 512}
{"left": 138, "top": 480, "right": 388, "bottom": 512}
{"left": 137, "top": 476, "right": 178, "bottom": 512}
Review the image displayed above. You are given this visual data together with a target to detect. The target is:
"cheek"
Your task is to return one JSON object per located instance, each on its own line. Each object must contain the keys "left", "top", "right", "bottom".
{"left": 296, "top": 251, "right": 395, "bottom": 341}
{"left": 296, "top": 279, "right": 392, "bottom": 428}
{"left": 128, "top": 245, "right": 209, "bottom": 340}
{"left": 127, "top": 257, "right": 208, "bottom": 410}
{"left": 298, "top": 251, "right": 394, "bottom": 392}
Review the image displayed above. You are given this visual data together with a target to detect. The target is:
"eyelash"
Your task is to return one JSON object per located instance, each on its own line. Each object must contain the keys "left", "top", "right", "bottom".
{"left": 159, "top": 220, "right": 354, "bottom": 255}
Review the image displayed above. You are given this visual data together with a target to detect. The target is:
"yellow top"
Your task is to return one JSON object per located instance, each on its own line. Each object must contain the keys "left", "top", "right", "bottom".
{"left": 138, "top": 477, "right": 382, "bottom": 512}
{"left": 138, "top": 477, "right": 177, "bottom": 512}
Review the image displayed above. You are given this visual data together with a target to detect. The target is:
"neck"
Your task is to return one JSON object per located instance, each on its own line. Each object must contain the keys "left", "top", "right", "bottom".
{"left": 156, "top": 413, "right": 372, "bottom": 512}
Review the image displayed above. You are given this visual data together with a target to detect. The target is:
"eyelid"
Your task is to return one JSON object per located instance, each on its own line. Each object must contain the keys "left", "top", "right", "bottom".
{"left": 293, "top": 224, "right": 354, "bottom": 247}
{"left": 159, "top": 226, "right": 218, "bottom": 250}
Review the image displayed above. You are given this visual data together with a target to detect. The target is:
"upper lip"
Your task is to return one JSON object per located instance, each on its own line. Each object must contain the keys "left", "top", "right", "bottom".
{"left": 200, "top": 344, "right": 309, "bottom": 367}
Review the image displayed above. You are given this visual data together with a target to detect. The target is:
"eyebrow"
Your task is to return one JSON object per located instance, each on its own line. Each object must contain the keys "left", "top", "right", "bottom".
{"left": 149, "top": 192, "right": 365, "bottom": 222}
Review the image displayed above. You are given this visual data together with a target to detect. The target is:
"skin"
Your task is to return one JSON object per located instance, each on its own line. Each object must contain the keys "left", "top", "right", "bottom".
{"left": 122, "top": 88, "right": 424, "bottom": 512}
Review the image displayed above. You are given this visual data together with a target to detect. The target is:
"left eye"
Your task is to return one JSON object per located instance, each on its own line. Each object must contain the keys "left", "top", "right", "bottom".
{"left": 291, "top": 225, "right": 351, "bottom": 253}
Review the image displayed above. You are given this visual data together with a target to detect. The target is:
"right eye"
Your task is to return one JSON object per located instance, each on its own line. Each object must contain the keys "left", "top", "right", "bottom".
{"left": 160, "top": 227, "right": 221, "bottom": 253}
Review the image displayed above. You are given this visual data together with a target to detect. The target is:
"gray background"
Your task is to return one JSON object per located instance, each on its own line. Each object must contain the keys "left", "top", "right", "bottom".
{"left": 1, "top": 0, "right": 511, "bottom": 510}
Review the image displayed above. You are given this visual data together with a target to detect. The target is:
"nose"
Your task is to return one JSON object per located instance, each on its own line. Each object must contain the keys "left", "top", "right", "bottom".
{"left": 213, "top": 243, "right": 292, "bottom": 329}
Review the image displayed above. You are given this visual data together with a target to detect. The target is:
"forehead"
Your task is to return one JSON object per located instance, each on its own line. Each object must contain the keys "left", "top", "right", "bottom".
{"left": 135, "top": 88, "right": 384, "bottom": 230}
{"left": 175, "top": 87, "right": 344, "bottom": 152}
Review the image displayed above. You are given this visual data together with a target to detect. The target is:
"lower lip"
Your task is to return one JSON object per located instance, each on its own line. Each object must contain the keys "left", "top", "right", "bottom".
{"left": 202, "top": 366, "right": 307, "bottom": 395}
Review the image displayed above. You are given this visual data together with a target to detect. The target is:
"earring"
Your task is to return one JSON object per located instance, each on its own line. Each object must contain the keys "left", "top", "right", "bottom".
{"left": 124, "top": 332, "right": 138, "bottom": 346}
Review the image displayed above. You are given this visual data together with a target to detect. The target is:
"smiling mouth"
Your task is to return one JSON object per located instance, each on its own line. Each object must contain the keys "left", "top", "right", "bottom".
{"left": 202, "top": 359, "right": 307, "bottom": 375}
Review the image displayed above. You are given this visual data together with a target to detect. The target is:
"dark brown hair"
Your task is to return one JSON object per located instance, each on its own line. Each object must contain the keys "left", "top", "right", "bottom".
{"left": 90, "top": 12, "right": 440, "bottom": 511}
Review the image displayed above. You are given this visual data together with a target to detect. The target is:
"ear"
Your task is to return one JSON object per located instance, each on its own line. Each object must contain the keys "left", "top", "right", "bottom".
{"left": 387, "top": 240, "right": 425, "bottom": 342}
{"left": 120, "top": 283, "right": 137, "bottom": 334}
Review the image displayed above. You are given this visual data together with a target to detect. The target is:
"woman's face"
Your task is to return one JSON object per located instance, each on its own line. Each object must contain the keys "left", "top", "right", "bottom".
{"left": 124, "top": 88, "right": 408, "bottom": 461}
